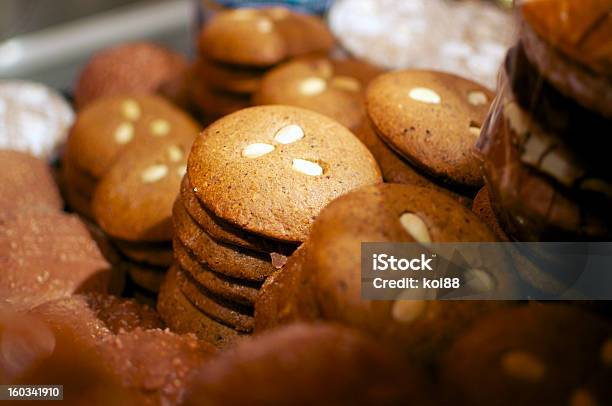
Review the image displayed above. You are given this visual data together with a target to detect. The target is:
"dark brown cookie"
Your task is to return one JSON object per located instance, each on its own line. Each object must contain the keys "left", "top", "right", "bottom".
{"left": 175, "top": 267, "right": 254, "bottom": 333}
{"left": 67, "top": 95, "right": 199, "bottom": 181}
{"left": 441, "top": 304, "right": 612, "bottom": 406}
{"left": 188, "top": 105, "right": 382, "bottom": 242}
{"left": 185, "top": 323, "right": 435, "bottom": 406}
{"left": 124, "top": 261, "right": 166, "bottom": 294}
{"left": 0, "top": 209, "right": 119, "bottom": 311}
{"left": 63, "top": 186, "right": 95, "bottom": 220}
{"left": 113, "top": 240, "right": 174, "bottom": 267}
{"left": 0, "top": 150, "right": 63, "bottom": 213}
{"left": 472, "top": 186, "right": 509, "bottom": 241}
{"left": 195, "top": 58, "right": 266, "bottom": 94}
{"left": 62, "top": 151, "right": 97, "bottom": 200}
{"left": 180, "top": 175, "right": 295, "bottom": 254}
{"left": 198, "top": 7, "right": 334, "bottom": 67}
{"left": 92, "top": 134, "right": 195, "bottom": 242}
{"left": 157, "top": 266, "right": 245, "bottom": 347}
{"left": 367, "top": 70, "right": 493, "bottom": 189}
{"left": 173, "top": 197, "right": 277, "bottom": 281}
{"left": 255, "top": 243, "right": 320, "bottom": 332}
{"left": 190, "top": 76, "right": 252, "bottom": 119}
{"left": 253, "top": 57, "right": 382, "bottom": 130}
{"left": 74, "top": 42, "right": 188, "bottom": 110}
{"left": 303, "top": 183, "right": 512, "bottom": 363}
{"left": 174, "top": 238, "right": 260, "bottom": 306}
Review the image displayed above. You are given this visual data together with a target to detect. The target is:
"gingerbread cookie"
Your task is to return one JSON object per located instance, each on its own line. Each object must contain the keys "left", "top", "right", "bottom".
{"left": 188, "top": 105, "right": 382, "bottom": 242}
{"left": 195, "top": 58, "right": 266, "bottom": 94}
{"left": 198, "top": 7, "right": 333, "bottom": 67}
{"left": 442, "top": 304, "right": 612, "bottom": 405}
{"left": 367, "top": 70, "right": 493, "bottom": 189}
{"left": 74, "top": 42, "right": 188, "bottom": 109}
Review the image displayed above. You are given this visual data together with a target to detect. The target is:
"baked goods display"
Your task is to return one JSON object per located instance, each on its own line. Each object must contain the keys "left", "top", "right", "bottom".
{"left": 1, "top": 1, "right": 610, "bottom": 404}
{"left": 191, "top": 7, "right": 334, "bottom": 121}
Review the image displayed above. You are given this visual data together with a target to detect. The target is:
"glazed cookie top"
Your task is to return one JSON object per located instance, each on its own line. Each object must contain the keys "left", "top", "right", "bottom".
{"left": 442, "top": 304, "right": 612, "bottom": 406}
{"left": 188, "top": 105, "right": 381, "bottom": 242}
{"left": 93, "top": 135, "right": 195, "bottom": 242}
{"left": 253, "top": 57, "right": 383, "bottom": 130}
{"left": 0, "top": 80, "right": 74, "bottom": 161}
{"left": 520, "top": 0, "right": 612, "bottom": 76}
{"left": 366, "top": 70, "right": 493, "bottom": 189}
{"left": 198, "top": 7, "right": 334, "bottom": 67}
{"left": 74, "top": 42, "right": 188, "bottom": 109}
{"left": 67, "top": 95, "right": 199, "bottom": 179}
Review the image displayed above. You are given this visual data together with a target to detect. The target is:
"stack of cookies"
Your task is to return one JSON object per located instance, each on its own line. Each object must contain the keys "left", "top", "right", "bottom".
{"left": 363, "top": 70, "right": 494, "bottom": 205}
{"left": 192, "top": 7, "right": 334, "bottom": 121}
{"left": 474, "top": 1, "right": 611, "bottom": 292}
{"left": 159, "top": 105, "right": 382, "bottom": 347}
{"left": 253, "top": 56, "right": 382, "bottom": 131}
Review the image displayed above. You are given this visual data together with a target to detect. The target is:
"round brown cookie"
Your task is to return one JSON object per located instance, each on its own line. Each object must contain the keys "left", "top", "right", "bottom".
{"left": 62, "top": 153, "right": 97, "bottom": 200}
{"left": 366, "top": 70, "right": 493, "bottom": 189}
{"left": 188, "top": 105, "right": 382, "bottom": 242}
{"left": 185, "top": 322, "right": 435, "bottom": 406}
{"left": 355, "top": 121, "right": 473, "bottom": 206}
{"left": 0, "top": 150, "right": 63, "bottom": 213}
{"left": 174, "top": 238, "right": 260, "bottom": 306}
{"left": 67, "top": 94, "right": 199, "bottom": 181}
{"left": 472, "top": 186, "right": 509, "bottom": 241}
{"left": 0, "top": 209, "right": 118, "bottom": 311}
{"left": 519, "top": 1, "right": 611, "bottom": 118}
{"left": 191, "top": 78, "right": 251, "bottom": 119}
{"left": 113, "top": 240, "right": 173, "bottom": 267}
{"left": 63, "top": 185, "right": 95, "bottom": 220}
{"left": 97, "top": 328, "right": 214, "bottom": 405}
{"left": 74, "top": 42, "right": 188, "bottom": 110}
{"left": 29, "top": 294, "right": 163, "bottom": 346}
{"left": 175, "top": 267, "right": 254, "bottom": 333}
{"left": 198, "top": 7, "right": 334, "bottom": 67}
{"left": 124, "top": 261, "right": 166, "bottom": 294}
{"left": 441, "top": 304, "right": 612, "bottom": 406}
{"left": 173, "top": 197, "right": 277, "bottom": 281}
{"left": 195, "top": 58, "right": 266, "bottom": 94}
{"left": 180, "top": 176, "right": 296, "bottom": 255}
{"left": 157, "top": 266, "right": 244, "bottom": 348}
{"left": 93, "top": 134, "right": 195, "bottom": 242}
{"left": 253, "top": 57, "right": 383, "bottom": 130}
{"left": 255, "top": 243, "right": 320, "bottom": 332}
{"left": 303, "top": 183, "right": 513, "bottom": 363}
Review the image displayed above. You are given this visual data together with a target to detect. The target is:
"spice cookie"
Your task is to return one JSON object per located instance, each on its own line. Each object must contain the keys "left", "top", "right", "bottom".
{"left": 113, "top": 240, "right": 174, "bottom": 267}
{"left": 303, "top": 183, "right": 513, "bottom": 363}
{"left": 188, "top": 105, "right": 382, "bottom": 242}
{"left": 67, "top": 94, "right": 199, "bottom": 181}
{"left": 519, "top": 1, "right": 612, "bottom": 118}
{"left": 123, "top": 261, "right": 166, "bottom": 294}
{"left": 173, "top": 197, "right": 277, "bottom": 281}
{"left": 174, "top": 238, "right": 260, "bottom": 306}
{"left": 0, "top": 150, "right": 63, "bottom": 213}
{"left": 255, "top": 243, "right": 320, "bottom": 332}
{"left": 0, "top": 209, "right": 119, "bottom": 311}
{"left": 185, "top": 323, "right": 435, "bottom": 406}
{"left": 62, "top": 152, "right": 97, "bottom": 200}
{"left": 472, "top": 186, "right": 509, "bottom": 242}
{"left": 158, "top": 266, "right": 244, "bottom": 347}
{"left": 253, "top": 57, "right": 382, "bottom": 130}
{"left": 355, "top": 121, "right": 473, "bottom": 206}
{"left": 366, "top": 70, "right": 493, "bottom": 189}
{"left": 441, "top": 304, "right": 612, "bottom": 406}
{"left": 180, "top": 176, "right": 295, "bottom": 255}
{"left": 74, "top": 42, "right": 188, "bottom": 110}
{"left": 175, "top": 267, "right": 254, "bottom": 333}
{"left": 198, "top": 7, "right": 334, "bottom": 67}
{"left": 93, "top": 135, "right": 195, "bottom": 242}
{"left": 195, "top": 58, "right": 266, "bottom": 94}
{"left": 191, "top": 78, "right": 251, "bottom": 119}
{"left": 0, "top": 80, "right": 74, "bottom": 161}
